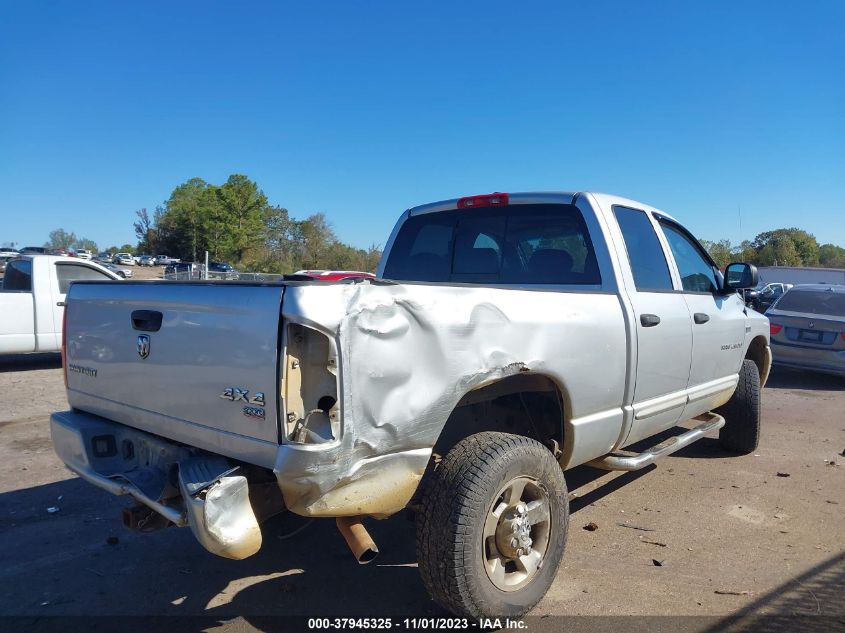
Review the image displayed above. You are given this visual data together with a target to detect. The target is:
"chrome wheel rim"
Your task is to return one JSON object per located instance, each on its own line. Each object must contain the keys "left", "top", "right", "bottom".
{"left": 482, "top": 476, "right": 551, "bottom": 592}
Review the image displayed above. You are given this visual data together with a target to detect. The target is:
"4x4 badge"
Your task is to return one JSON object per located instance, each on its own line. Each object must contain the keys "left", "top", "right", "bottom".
{"left": 137, "top": 335, "right": 150, "bottom": 359}
{"left": 219, "top": 387, "right": 265, "bottom": 406}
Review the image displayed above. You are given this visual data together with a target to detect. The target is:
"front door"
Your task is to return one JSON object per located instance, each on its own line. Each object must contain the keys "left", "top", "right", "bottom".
{"left": 657, "top": 220, "right": 748, "bottom": 419}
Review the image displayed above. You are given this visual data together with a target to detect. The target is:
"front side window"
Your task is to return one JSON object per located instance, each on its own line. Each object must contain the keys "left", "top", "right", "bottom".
{"left": 659, "top": 221, "right": 719, "bottom": 293}
{"left": 613, "top": 206, "right": 673, "bottom": 291}
{"left": 382, "top": 204, "right": 601, "bottom": 285}
{"left": 56, "top": 264, "right": 113, "bottom": 294}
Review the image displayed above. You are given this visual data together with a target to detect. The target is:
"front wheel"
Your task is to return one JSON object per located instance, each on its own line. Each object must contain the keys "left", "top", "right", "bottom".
{"left": 416, "top": 432, "right": 569, "bottom": 618}
{"left": 717, "top": 358, "right": 761, "bottom": 453}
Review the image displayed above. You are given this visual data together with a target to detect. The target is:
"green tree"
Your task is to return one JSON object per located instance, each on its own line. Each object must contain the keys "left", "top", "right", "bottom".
{"left": 75, "top": 237, "right": 98, "bottom": 252}
{"left": 297, "top": 213, "right": 338, "bottom": 269}
{"left": 756, "top": 237, "right": 801, "bottom": 266}
{"left": 134, "top": 208, "right": 159, "bottom": 254}
{"left": 45, "top": 228, "right": 77, "bottom": 250}
{"left": 214, "top": 174, "right": 267, "bottom": 261}
{"left": 700, "top": 239, "right": 734, "bottom": 268}
{"left": 735, "top": 240, "right": 759, "bottom": 264}
{"left": 819, "top": 243, "right": 845, "bottom": 268}
{"left": 752, "top": 228, "right": 819, "bottom": 266}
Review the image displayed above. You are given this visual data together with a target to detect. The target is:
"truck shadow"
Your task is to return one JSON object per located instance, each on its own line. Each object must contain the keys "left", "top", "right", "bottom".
{"left": 0, "top": 352, "right": 62, "bottom": 373}
{"left": 765, "top": 366, "right": 844, "bottom": 391}
{"left": 703, "top": 551, "right": 845, "bottom": 632}
{"left": 0, "top": 464, "right": 663, "bottom": 624}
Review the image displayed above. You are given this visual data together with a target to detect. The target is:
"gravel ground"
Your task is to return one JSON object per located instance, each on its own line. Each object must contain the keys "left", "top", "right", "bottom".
{"left": 0, "top": 356, "right": 842, "bottom": 631}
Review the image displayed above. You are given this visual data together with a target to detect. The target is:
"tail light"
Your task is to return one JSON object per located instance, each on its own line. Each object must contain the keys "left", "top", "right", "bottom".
{"left": 841, "top": 332, "right": 845, "bottom": 341}
{"left": 457, "top": 192, "right": 509, "bottom": 208}
{"left": 61, "top": 303, "right": 68, "bottom": 387}
{"left": 770, "top": 323, "right": 782, "bottom": 336}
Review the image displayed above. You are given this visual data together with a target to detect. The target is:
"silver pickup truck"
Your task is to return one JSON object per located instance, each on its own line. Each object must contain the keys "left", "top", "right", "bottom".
{"left": 51, "top": 192, "right": 769, "bottom": 617}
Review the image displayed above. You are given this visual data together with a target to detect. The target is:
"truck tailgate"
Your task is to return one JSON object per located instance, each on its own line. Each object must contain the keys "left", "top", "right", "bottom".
{"left": 65, "top": 282, "right": 284, "bottom": 446}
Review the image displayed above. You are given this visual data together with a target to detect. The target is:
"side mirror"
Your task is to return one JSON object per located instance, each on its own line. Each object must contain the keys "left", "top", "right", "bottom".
{"left": 724, "top": 262, "right": 758, "bottom": 292}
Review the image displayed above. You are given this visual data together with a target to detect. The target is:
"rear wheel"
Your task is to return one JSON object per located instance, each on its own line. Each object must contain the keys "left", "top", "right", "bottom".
{"left": 717, "top": 359, "right": 761, "bottom": 454}
{"left": 416, "top": 432, "right": 568, "bottom": 618}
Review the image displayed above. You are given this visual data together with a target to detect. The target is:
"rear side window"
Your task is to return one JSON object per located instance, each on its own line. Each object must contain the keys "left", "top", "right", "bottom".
{"left": 56, "top": 264, "right": 113, "bottom": 293}
{"left": 775, "top": 290, "right": 845, "bottom": 317}
{"left": 613, "top": 207, "right": 673, "bottom": 291}
{"left": 382, "top": 204, "right": 601, "bottom": 285}
{"left": 3, "top": 259, "right": 33, "bottom": 291}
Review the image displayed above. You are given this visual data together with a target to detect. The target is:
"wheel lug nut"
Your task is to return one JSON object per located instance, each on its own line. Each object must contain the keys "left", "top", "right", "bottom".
{"left": 510, "top": 538, "right": 519, "bottom": 548}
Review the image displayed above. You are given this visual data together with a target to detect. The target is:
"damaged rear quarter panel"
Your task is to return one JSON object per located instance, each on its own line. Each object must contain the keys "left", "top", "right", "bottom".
{"left": 275, "top": 281, "right": 627, "bottom": 518}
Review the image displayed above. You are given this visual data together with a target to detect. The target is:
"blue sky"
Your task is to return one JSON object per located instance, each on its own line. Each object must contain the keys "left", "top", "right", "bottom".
{"left": 1, "top": 1, "right": 843, "bottom": 252}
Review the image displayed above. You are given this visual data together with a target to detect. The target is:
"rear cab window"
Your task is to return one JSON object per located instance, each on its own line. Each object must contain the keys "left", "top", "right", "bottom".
{"left": 382, "top": 204, "right": 602, "bottom": 286}
{"left": 56, "top": 263, "right": 114, "bottom": 294}
{"left": 3, "top": 259, "right": 33, "bottom": 291}
{"left": 774, "top": 290, "right": 845, "bottom": 317}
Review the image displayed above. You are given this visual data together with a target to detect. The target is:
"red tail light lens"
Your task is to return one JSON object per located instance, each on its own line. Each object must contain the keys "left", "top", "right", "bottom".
{"left": 457, "top": 192, "right": 509, "bottom": 208}
{"left": 841, "top": 332, "right": 845, "bottom": 341}
{"left": 770, "top": 323, "right": 782, "bottom": 335}
{"left": 61, "top": 303, "right": 68, "bottom": 387}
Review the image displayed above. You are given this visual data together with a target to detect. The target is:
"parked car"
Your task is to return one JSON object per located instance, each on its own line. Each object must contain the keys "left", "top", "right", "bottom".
{"left": 0, "top": 255, "right": 14, "bottom": 274}
{"left": 293, "top": 269, "right": 376, "bottom": 281}
{"left": 0, "top": 255, "right": 118, "bottom": 354}
{"left": 0, "top": 248, "right": 20, "bottom": 258}
{"left": 20, "top": 246, "right": 49, "bottom": 255}
{"left": 112, "top": 253, "right": 135, "bottom": 265}
{"left": 75, "top": 249, "right": 93, "bottom": 261}
{"left": 155, "top": 255, "right": 179, "bottom": 266}
{"left": 101, "top": 262, "right": 134, "bottom": 279}
{"left": 747, "top": 282, "right": 793, "bottom": 313}
{"left": 766, "top": 284, "right": 845, "bottom": 377}
{"left": 165, "top": 261, "right": 202, "bottom": 279}
{"left": 52, "top": 191, "right": 766, "bottom": 618}
{"left": 205, "top": 261, "right": 239, "bottom": 279}
{"left": 138, "top": 255, "right": 155, "bottom": 267}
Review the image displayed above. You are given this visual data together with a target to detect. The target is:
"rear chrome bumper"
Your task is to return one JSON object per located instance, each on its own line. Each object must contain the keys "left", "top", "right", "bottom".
{"left": 50, "top": 410, "right": 262, "bottom": 560}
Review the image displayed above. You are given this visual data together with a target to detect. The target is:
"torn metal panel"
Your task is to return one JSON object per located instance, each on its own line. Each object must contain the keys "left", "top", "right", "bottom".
{"left": 276, "top": 281, "right": 629, "bottom": 517}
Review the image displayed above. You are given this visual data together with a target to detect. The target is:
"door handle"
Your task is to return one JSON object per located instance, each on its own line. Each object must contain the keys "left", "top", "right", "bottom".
{"left": 640, "top": 313, "right": 661, "bottom": 327}
{"left": 131, "top": 310, "right": 163, "bottom": 332}
{"left": 694, "top": 313, "right": 710, "bottom": 324}
{"left": 56, "top": 301, "right": 65, "bottom": 307}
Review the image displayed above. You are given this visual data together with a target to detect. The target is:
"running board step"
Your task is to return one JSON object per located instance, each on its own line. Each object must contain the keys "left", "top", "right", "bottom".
{"left": 587, "top": 412, "right": 726, "bottom": 472}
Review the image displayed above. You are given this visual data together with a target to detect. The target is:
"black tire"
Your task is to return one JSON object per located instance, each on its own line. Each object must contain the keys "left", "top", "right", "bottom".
{"left": 416, "top": 432, "right": 568, "bottom": 618}
{"left": 717, "top": 359, "right": 761, "bottom": 453}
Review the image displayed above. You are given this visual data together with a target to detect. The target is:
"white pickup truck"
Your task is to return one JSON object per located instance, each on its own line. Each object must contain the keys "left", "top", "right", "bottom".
{"left": 51, "top": 192, "right": 769, "bottom": 617}
{"left": 0, "top": 255, "right": 119, "bottom": 354}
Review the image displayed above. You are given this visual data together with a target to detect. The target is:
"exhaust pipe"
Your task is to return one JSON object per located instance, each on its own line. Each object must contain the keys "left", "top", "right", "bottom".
{"left": 336, "top": 516, "right": 379, "bottom": 564}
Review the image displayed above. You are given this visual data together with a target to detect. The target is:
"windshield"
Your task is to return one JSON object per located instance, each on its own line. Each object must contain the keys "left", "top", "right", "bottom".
{"left": 774, "top": 289, "right": 845, "bottom": 317}
{"left": 382, "top": 204, "right": 601, "bottom": 286}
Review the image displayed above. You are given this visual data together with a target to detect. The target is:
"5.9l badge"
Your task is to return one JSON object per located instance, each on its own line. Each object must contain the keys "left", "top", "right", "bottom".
{"left": 219, "top": 387, "right": 266, "bottom": 420}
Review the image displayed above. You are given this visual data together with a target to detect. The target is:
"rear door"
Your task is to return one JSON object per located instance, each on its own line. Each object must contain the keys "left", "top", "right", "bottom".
{"left": 612, "top": 206, "right": 693, "bottom": 444}
{"left": 65, "top": 282, "right": 284, "bottom": 444}
{"left": 0, "top": 259, "right": 37, "bottom": 353}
